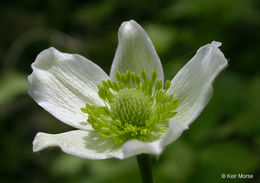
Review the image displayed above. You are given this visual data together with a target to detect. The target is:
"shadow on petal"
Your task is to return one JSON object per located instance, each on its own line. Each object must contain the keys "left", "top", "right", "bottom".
{"left": 83, "top": 131, "right": 121, "bottom": 154}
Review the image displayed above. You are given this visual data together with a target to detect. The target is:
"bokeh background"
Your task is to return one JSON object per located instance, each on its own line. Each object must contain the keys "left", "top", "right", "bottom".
{"left": 0, "top": 0, "right": 259, "bottom": 183}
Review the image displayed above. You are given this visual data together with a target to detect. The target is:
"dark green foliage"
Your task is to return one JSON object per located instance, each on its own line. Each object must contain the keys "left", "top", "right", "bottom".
{"left": 0, "top": 0, "right": 259, "bottom": 182}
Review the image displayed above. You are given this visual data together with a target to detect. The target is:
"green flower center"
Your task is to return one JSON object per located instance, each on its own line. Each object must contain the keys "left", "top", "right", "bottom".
{"left": 110, "top": 88, "right": 151, "bottom": 127}
{"left": 81, "top": 70, "right": 179, "bottom": 144}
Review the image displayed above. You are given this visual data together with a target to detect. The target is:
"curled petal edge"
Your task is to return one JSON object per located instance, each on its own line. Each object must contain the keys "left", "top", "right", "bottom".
{"left": 32, "top": 121, "right": 188, "bottom": 160}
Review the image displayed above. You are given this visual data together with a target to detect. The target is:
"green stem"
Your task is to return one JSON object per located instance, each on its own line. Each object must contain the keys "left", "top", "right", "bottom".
{"left": 137, "top": 154, "right": 154, "bottom": 183}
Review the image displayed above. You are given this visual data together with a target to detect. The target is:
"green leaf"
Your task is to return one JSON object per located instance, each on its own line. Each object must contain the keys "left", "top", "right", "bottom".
{"left": 0, "top": 72, "right": 28, "bottom": 105}
{"left": 200, "top": 141, "right": 259, "bottom": 173}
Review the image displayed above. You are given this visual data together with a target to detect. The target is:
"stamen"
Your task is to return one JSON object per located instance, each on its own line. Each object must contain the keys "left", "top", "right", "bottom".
{"left": 81, "top": 71, "right": 179, "bottom": 144}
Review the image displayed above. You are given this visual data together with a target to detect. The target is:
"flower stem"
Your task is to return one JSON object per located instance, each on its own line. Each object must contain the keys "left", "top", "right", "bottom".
{"left": 137, "top": 154, "right": 154, "bottom": 183}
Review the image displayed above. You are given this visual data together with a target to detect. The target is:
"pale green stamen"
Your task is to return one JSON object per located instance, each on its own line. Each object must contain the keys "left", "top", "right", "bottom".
{"left": 81, "top": 70, "right": 179, "bottom": 144}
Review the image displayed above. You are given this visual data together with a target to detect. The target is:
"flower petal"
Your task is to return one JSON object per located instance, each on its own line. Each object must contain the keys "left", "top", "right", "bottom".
{"left": 28, "top": 48, "right": 109, "bottom": 130}
{"left": 33, "top": 122, "right": 187, "bottom": 160}
{"left": 33, "top": 130, "right": 123, "bottom": 160}
{"left": 110, "top": 20, "right": 164, "bottom": 82}
{"left": 120, "top": 121, "right": 188, "bottom": 158}
{"left": 168, "top": 41, "right": 228, "bottom": 126}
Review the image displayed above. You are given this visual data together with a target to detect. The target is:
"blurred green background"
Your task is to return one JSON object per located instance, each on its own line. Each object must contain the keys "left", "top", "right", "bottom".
{"left": 0, "top": 0, "right": 259, "bottom": 183}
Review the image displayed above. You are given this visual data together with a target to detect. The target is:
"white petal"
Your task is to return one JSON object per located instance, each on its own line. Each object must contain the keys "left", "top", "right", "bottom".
{"left": 110, "top": 20, "right": 164, "bottom": 82}
{"left": 33, "top": 122, "right": 187, "bottom": 159}
{"left": 33, "top": 122, "right": 187, "bottom": 160}
{"left": 121, "top": 121, "right": 188, "bottom": 158}
{"left": 28, "top": 48, "right": 109, "bottom": 130}
{"left": 168, "top": 41, "right": 228, "bottom": 126}
{"left": 33, "top": 130, "right": 123, "bottom": 160}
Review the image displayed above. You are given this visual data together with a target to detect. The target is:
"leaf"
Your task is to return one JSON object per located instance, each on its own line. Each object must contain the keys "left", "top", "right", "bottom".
{"left": 0, "top": 72, "right": 28, "bottom": 105}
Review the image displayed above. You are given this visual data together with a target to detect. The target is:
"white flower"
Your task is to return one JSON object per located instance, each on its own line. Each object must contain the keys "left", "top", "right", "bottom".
{"left": 29, "top": 20, "right": 228, "bottom": 160}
